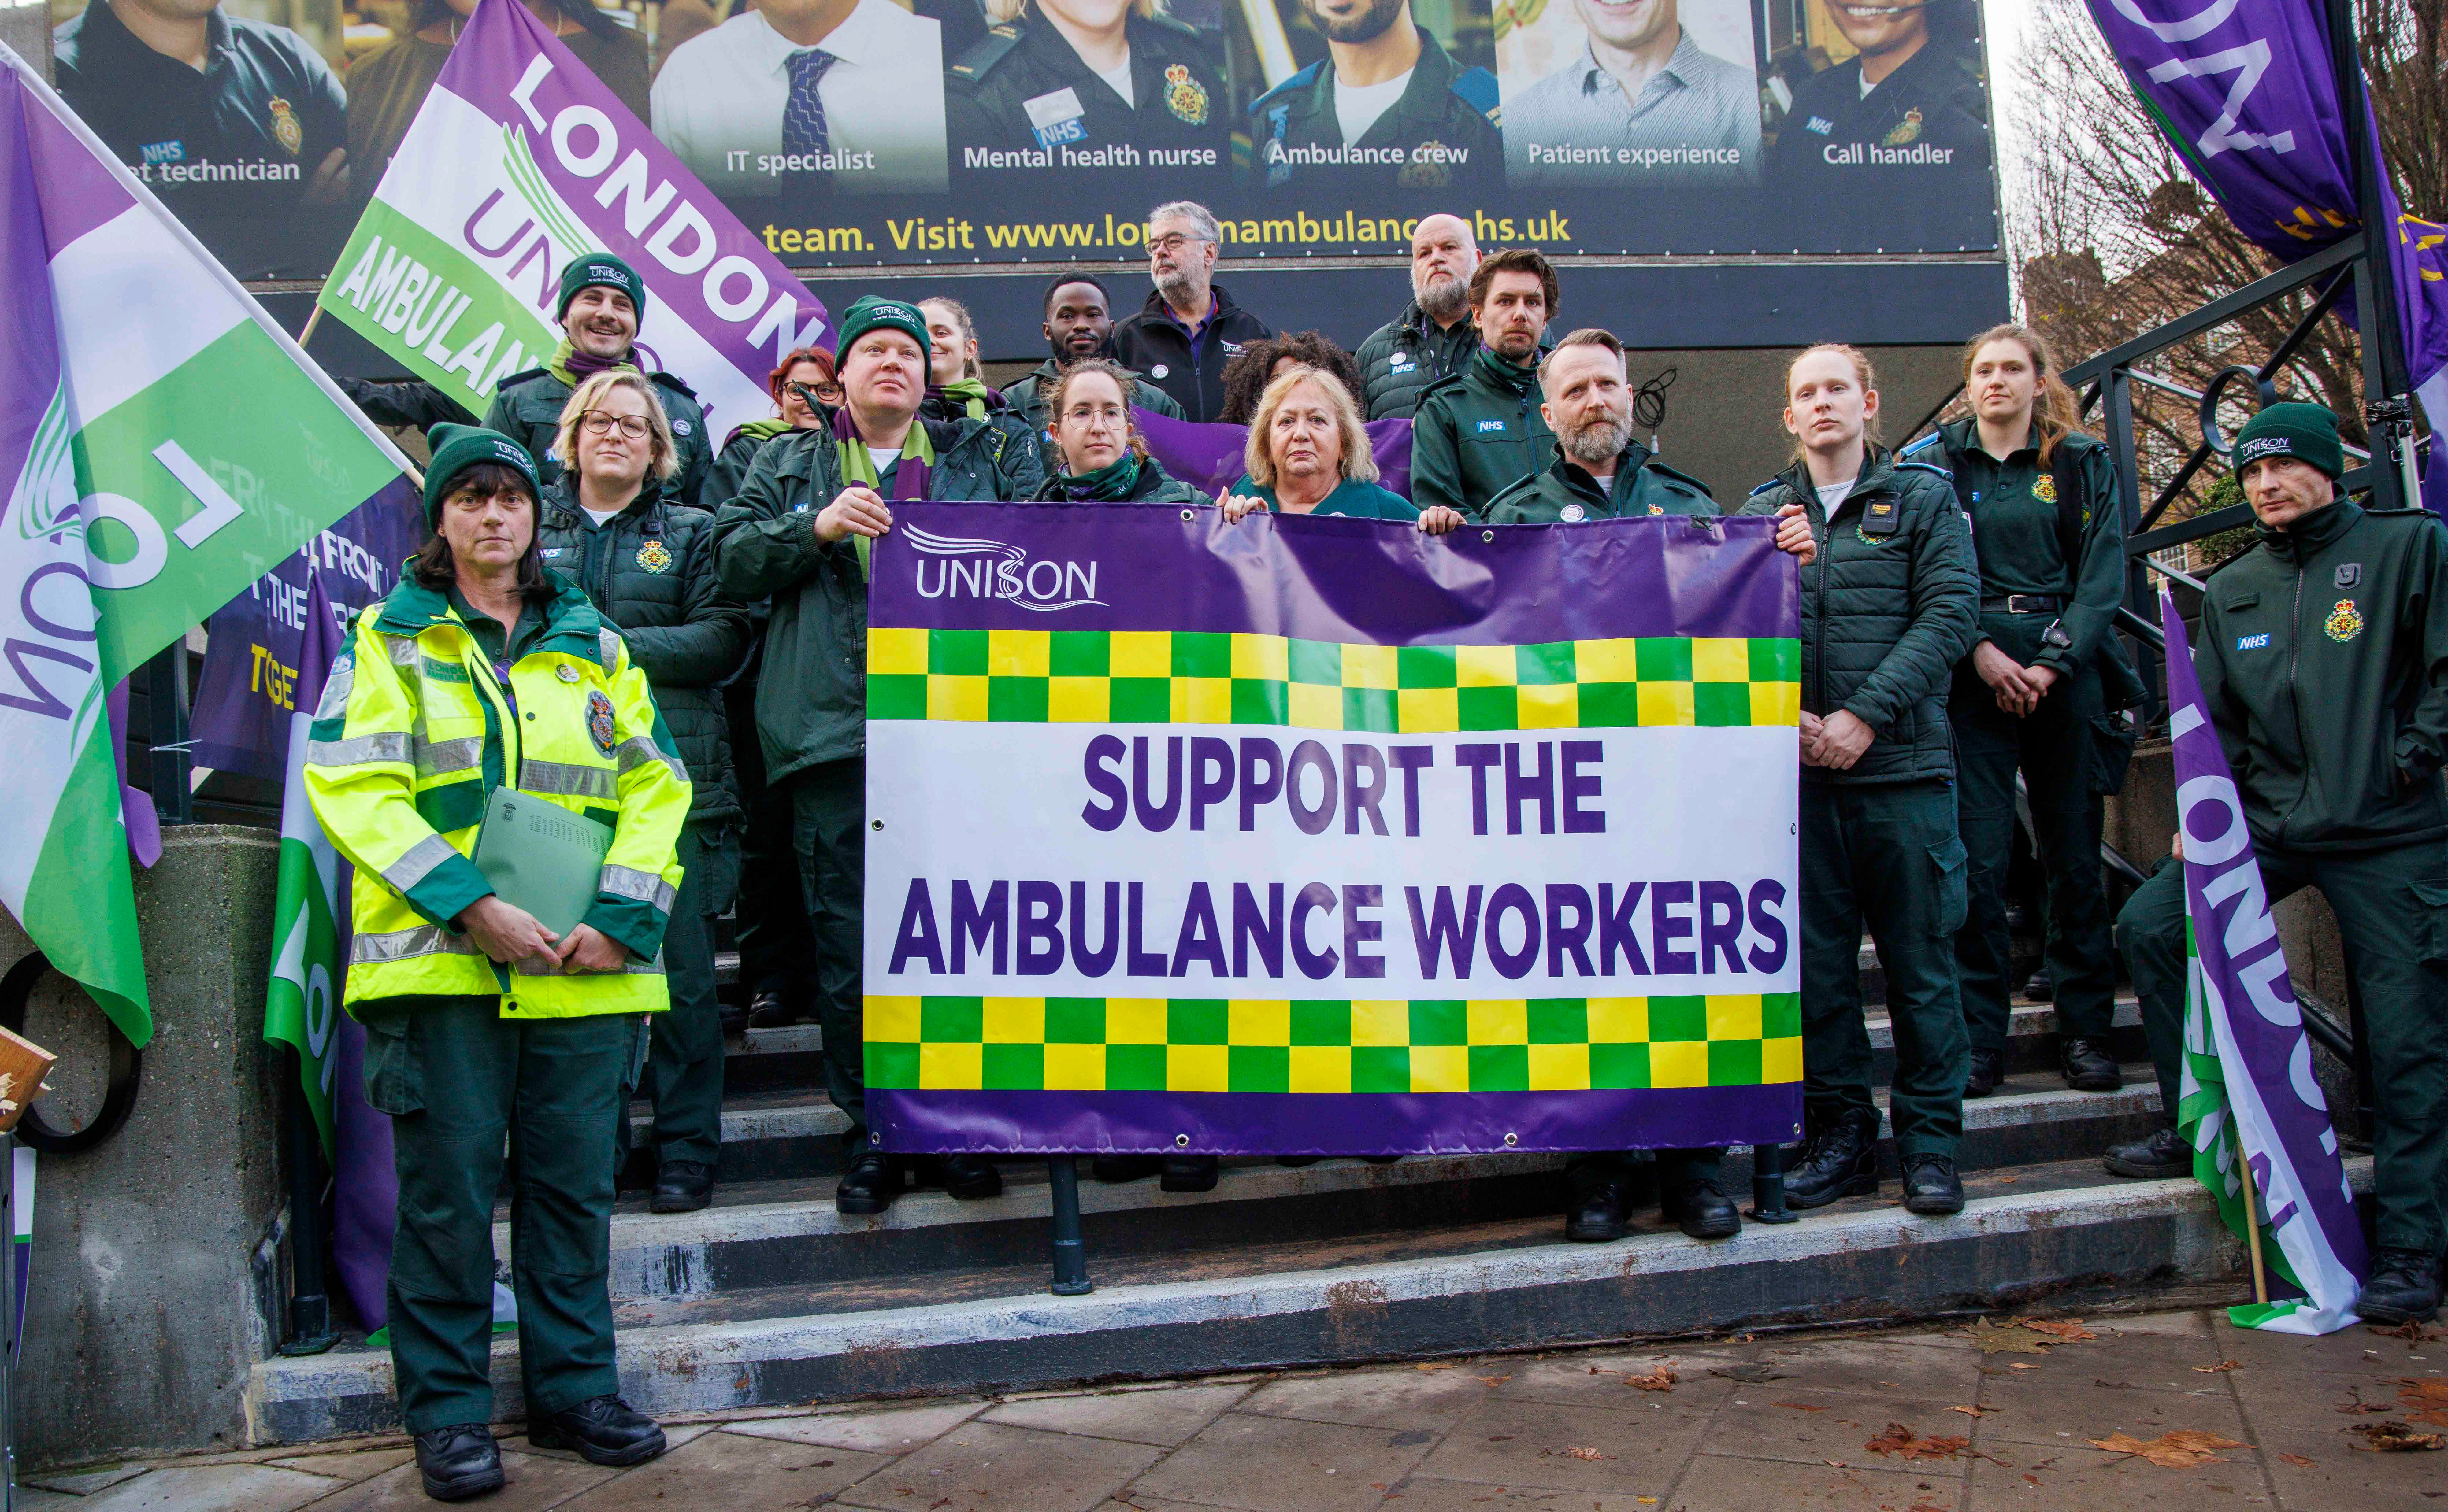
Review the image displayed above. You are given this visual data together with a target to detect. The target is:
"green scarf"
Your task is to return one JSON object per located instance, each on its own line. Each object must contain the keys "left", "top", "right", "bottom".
{"left": 1050, "top": 453, "right": 1143, "bottom": 501}
{"left": 836, "top": 422, "right": 937, "bottom": 579}
{"left": 546, "top": 337, "right": 640, "bottom": 388}
{"left": 939, "top": 378, "right": 995, "bottom": 421}
{"left": 737, "top": 417, "right": 795, "bottom": 444}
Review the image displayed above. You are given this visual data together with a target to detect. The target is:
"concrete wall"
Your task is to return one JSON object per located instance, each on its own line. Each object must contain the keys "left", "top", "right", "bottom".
{"left": 0, "top": 826, "right": 288, "bottom": 1468}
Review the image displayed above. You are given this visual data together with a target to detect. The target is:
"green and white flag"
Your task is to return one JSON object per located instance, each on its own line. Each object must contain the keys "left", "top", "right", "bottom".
{"left": 318, "top": 0, "right": 827, "bottom": 442}
{"left": 263, "top": 573, "right": 349, "bottom": 1153}
{"left": 0, "top": 48, "right": 418, "bottom": 1046}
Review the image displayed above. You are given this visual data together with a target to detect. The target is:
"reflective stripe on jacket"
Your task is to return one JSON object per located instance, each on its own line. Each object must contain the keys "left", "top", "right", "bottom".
{"left": 306, "top": 575, "right": 691, "bottom": 1016}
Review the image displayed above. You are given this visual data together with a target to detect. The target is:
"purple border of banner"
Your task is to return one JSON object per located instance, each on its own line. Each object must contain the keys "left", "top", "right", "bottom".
{"left": 871, "top": 503, "right": 1797, "bottom": 645}
{"left": 873, "top": 1085, "right": 1802, "bottom": 1155}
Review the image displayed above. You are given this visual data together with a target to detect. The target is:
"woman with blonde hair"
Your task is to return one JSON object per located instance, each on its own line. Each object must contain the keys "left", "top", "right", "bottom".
{"left": 1920, "top": 323, "right": 2136, "bottom": 1109}
{"left": 945, "top": 0, "right": 1227, "bottom": 173}
{"left": 538, "top": 370, "right": 750, "bottom": 1218}
{"left": 1738, "top": 343, "right": 1981, "bottom": 1219}
{"left": 1031, "top": 359, "right": 1207, "bottom": 502}
{"left": 918, "top": 297, "right": 1037, "bottom": 467}
{"left": 1220, "top": 365, "right": 1462, "bottom": 530}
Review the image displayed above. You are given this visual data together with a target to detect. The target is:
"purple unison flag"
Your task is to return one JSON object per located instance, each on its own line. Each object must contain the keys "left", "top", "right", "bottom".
{"left": 2085, "top": 0, "right": 2448, "bottom": 510}
{"left": 2160, "top": 589, "right": 2366, "bottom": 1330}
{"left": 1134, "top": 408, "right": 1415, "bottom": 502}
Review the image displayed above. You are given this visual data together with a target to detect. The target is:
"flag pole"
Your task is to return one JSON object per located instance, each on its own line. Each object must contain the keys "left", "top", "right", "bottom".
{"left": 2237, "top": 1137, "right": 2271, "bottom": 1305}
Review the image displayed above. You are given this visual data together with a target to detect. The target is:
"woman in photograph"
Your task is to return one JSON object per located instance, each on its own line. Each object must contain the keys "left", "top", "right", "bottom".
{"left": 946, "top": 0, "right": 1227, "bottom": 169}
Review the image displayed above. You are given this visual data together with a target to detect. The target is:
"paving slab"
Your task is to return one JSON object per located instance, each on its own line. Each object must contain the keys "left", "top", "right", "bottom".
{"left": 981, "top": 1381, "right": 1253, "bottom": 1445}
{"left": 13, "top": 1464, "right": 339, "bottom": 1512}
{"left": 1703, "top": 1387, "right": 1980, "bottom": 1473}
{"left": 298, "top": 1449, "right": 618, "bottom": 1510}
{"left": 554, "top": 1428, "right": 891, "bottom": 1510}
{"left": 1127, "top": 1410, "right": 1440, "bottom": 1512}
{"left": 718, "top": 1399, "right": 985, "bottom": 1451}
{"left": 1741, "top": 1336, "right": 1987, "bottom": 1403}
{"left": 1965, "top": 1442, "right": 2273, "bottom": 1510}
{"left": 1662, "top": 1452, "right": 1955, "bottom": 1511}
{"left": 833, "top": 1420, "right": 1160, "bottom": 1512}
{"left": 1236, "top": 1363, "right": 1500, "bottom": 1431}
{"left": 1409, "top": 1396, "right": 1704, "bottom": 1496}
{"left": 265, "top": 1450, "right": 415, "bottom": 1482}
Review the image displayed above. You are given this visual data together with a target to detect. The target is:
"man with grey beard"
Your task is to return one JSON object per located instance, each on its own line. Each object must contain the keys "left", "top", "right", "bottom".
{"left": 1355, "top": 213, "right": 1481, "bottom": 420}
{"left": 1486, "top": 328, "right": 1802, "bottom": 534}
{"left": 1109, "top": 199, "right": 1274, "bottom": 422}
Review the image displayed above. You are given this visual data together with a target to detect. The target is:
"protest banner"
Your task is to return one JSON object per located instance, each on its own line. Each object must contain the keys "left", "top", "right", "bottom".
{"left": 0, "top": 46, "right": 419, "bottom": 1047}
{"left": 2161, "top": 588, "right": 2366, "bottom": 1333}
{"left": 316, "top": 0, "right": 829, "bottom": 445}
{"left": 261, "top": 574, "right": 350, "bottom": 1156}
{"left": 863, "top": 505, "right": 1803, "bottom": 1156}
{"left": 1135, "top": 410, "right": 1415, "bottom": 503}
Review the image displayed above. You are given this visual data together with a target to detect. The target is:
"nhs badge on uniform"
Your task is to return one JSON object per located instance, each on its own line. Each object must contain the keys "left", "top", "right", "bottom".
{"left": 1475, "top": 419, "right": 1506, "bottom": 434}
{"left": 2237, "top": 633, "right": 2271, "bottom": 650}
{"left": 1024, "top": 88, "right": 1089, "bottom": 149}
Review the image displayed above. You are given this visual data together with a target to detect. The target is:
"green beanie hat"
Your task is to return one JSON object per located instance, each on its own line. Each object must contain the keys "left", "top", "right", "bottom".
{"left": 836, "top": 295, "right": 930, "bottom": 359}
{"left": 557, "top": 254, "right": 649, "bottom": 324}
{"left": 423, "top": 424, "right": 541, "bottom": 527}
{"left": 2232, "top": 401, "right": 2344, "bottom": 479}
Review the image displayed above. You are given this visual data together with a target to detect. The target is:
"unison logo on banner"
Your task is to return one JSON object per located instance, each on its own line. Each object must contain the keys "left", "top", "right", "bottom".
{"left": 906, "top": 524, "right": 1104, "bottom": 612}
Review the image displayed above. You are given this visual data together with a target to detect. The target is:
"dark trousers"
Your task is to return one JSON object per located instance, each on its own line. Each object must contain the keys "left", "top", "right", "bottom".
{"left": 1951, "top": 650, "right": 2120, "bottom": 1055}
{"left": 790, "top": 757, "right": 868, "bottom": 1141}
{"left": 1800, "top": 778, "right": 1969, "bottom": 1157}
{"left": 1569, "top": 1149, "right": 1725, "bottom": 1196}
{"left": 642, "top": 825, "right": 730, "bottom": 1168}
{"left": 362, "top": 997, "right": 643, "bottom": 1433}
{"left": 2118, "top": 841, "right": 2448, "bottom": 1256}
{"left": 729, "top": 672, "right": 817, "bottom": 1005}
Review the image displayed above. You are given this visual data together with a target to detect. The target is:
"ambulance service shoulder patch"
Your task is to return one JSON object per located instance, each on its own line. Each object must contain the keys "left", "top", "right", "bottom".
{"left": 1164, "top": 65, "right": 1209, "bottom": 125}
{"left": 588, "top": 689, "right": 617, "bottom": 754}
{"left": 2325, "top": 598, "right": 2365, "bottom": 643}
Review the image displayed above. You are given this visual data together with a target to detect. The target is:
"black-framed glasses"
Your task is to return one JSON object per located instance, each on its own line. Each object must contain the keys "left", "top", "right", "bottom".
{"left": 580, "top": 411, "right": 650, "bottom": 438}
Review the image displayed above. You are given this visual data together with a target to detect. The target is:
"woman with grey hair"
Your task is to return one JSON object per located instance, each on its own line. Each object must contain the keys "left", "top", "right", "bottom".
{"left": 1220, "top": 366, "right": 1462, "bottom": 530}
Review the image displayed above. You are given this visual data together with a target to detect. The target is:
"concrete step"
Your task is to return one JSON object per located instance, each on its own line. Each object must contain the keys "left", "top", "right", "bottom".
{"left": 248, "top": 1152, "right": 2366, "bottom": 1446}
{"left": 587, "top": 1070, "right": 2161, "bottom": 1303}
{"left": 720, "top": 1022, "right": 824, "bottom": 1093}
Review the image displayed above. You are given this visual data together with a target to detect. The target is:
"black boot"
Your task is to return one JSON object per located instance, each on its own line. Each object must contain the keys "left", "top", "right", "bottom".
{"left": 2060, "top": 1037, "right": 2122, "bottom": 1092}
{"left": 2359, "top": 1248, "right": 2443, "bottom": 1325}
{"left": 1900, "top": 1153, "right": 1964, "bottom": 1215}
{"left": 1785, "top": 1108, "right": 1881, "bottom": 1210}
{"left": 934, "top": 1153, "right": 1003, "bottom": 1200}
{"left": 527, "top": 1395, "right": 668, "bottom": 1467}
{"left": 414, "top": 1424, "right": 504, "bottom": 1502}
{"left": 2102, "top": 1125, "right": 2190, "bottom": 1179}
{"left": 1091, "top": 1154, "right": 1161, "bottom": 1182}
{"left": 1566, "top": 1177, "right": 1632, "bottom": 1241}
{"left": 718, "top": 996, "right": 747, "bottom": 1038}
{"left": 747, "top": 990, "right": 814, "bottom": 1030}
{"left": 651, "top": 1159, "right": 715, "bottom": 1214}
{"left": 2024, "top": 967, "right": 2053, "bottom": 1002}
{"left": 1160, "top": 1154, "right": 1220, "bottom": 1192}
{"left": 1665, "top": 1176, "right": 1741, "bottom": 1239}
{"left": 835, "top": 1149, "right": 902, "bottom": 1214}
{"left": 1964, "top": 1046, "right": 2004, "bottom": 1099}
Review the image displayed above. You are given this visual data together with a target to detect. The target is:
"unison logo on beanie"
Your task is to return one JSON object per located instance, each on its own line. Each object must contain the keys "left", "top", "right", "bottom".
{"left": 2236, "top": 434, "right": 2297, "bottom": 464}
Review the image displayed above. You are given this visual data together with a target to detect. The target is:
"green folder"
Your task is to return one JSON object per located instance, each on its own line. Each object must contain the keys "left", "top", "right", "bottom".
{"left": 470, "top": 787, "right": 613, "bottom": 938}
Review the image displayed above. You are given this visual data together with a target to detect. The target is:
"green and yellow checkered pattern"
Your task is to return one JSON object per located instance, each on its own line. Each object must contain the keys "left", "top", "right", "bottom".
{"left": 866, "top": 630, "right": 1801, "bottom": 733}
{"left": 864, "top": 994, "right": 1802, "bottom": 1093}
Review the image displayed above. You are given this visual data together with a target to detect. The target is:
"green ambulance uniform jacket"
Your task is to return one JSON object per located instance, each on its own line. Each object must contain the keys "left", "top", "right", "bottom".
{"left": 535, "top": 477, "right": 751, "bottom": 830}
{"left": 1915, "top": 420, "right": 2124, "bottom": 678}
{"left": 1481, "top": 442, "right": 1714, "bottom": 524}
{"left": 710, "top": 413, "right": 1045, "bottom": 782}
{"left": 709, "top": 419, "right": 801, "bottom": 515}
{"left": 1244, "top": 27, "right": 1502, "bottom": 190}
{"left": 1225, "top": 474, "right": 1418, "bottom": 519}
{"left": 947, "top": 11, "right": 1229, "bottom": 173}
{"left": 1033, "top": 454, "right": 1208, "bottom": 505}
{"left": 484, "top": 363, "right": 715, "bottom": 509}
{"left": 2196, "top": 499, "right": 2448, "bottom": 851}
{"left": 1355, "top": 303, "right": 1479, "bottom": 421}
{"left": 1411, "top": 347, "right": 1555, "bottom": 519}
{"left": 304, "top": 575, "right": 691, "bottom": 1016}
{"left": 1739, "top": 448, "right": 1980, "bottom": 784}
{"left": 1000, "top": 357, "right": 1186, "bottom": 472}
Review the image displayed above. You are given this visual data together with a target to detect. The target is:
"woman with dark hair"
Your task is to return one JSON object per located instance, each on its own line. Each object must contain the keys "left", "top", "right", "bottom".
{"left": 346, "top": 0, "right": 650, "bottom": 202}
{"left": 1218, "top": 331, "right": 1368, "bottom": 427}
{"left": 1031, "top": 358, "right": 1206, "bottom": 503}
{"left": 307, "top": 424, "right": 690, "bottom": 1499}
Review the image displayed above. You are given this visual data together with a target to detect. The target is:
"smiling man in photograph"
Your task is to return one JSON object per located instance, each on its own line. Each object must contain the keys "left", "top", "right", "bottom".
{"left": 1504, "top": 0, "right": 1760, "bottom": 186}
{"left": 1244, "top": 0, "right": 1501, "bottom": 190}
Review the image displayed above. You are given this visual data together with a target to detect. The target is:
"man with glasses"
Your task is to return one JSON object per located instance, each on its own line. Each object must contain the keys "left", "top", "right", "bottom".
{"left": 484, "top": 256, "right": 716, "bottom": 507}
{"left": 1109, "top": 201, "right": 1274, "bottom": 422}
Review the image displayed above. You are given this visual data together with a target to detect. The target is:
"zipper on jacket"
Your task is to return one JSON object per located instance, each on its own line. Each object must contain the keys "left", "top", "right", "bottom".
{"left": 1808, "top": 491, "right": 1831, "bottom": 718}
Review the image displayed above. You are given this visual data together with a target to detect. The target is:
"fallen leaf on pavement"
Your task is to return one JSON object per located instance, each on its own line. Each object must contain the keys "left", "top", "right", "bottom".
{"left": 1997, "top": 1174, "right": 2019, "bottom": 1183}
{"left": 2277, "top": 1453, "right": 2315, "bottom": 1467}
{"left": 2193, "top": 1360, "right": 2241, "bottom": 1373}
{"left": 1627, "top": 1364, "right": 1677, "bottom": 1392}
{"left": 1563, "top": 1446, "right": 1614, "bottom": 1460}
{"left": 2399, "top": 1378, "right": 2448, "bottom": 1428}
{"left": 1711, "top": 1363, "right": 1789, "bottom": 1383}
{"left": 1775, "top": 1402, "right": 1830, "bottom": 1412}
{"left": 1967, "top": 1318, "right": 2060, "bottom": 1355}
{"left": 2022, "top": 1474, "right": 2042, "bottom": 1486}
{"left": 1415, "top": 1362, "right": 1458, "bottom": 1372}
{"left": 1824, "top": 1459, "right": 1846, "bottom": 1468}
{"left": 2008, "top": 1362, "right": 2039, "bottom": 1371}
{"left": 2094, "top": 1379, "right": 2136, "bottom": 1390}
{"left": 2351, "top": 1420, "right": 2446, "bottom": 1452}
{"left": 1947, "top": 1405, "right": 1996, "bottom": 1417}
{"left": 1478, "top": 1375, "right": 1510, "bottom": 1387}
{"left": 1865, "top": 1424, "right": 1969, "bottom": 1461}
{"left": 2371, "top": 1320, "right": 2447, "bottom": 1344}
{"left": 2088, "top": 1429, "right": 2248, "bottom": 1467}
{"left": 2017, "top": 1318, "right": 2097, "bottom": 1341}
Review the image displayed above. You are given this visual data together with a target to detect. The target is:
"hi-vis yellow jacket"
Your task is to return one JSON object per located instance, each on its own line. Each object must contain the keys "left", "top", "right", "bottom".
{"left": 306, "top": 575, "right": 691, "bottom": 1017}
